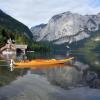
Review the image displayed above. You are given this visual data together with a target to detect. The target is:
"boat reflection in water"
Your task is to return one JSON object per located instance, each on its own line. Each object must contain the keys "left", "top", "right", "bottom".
{"left": 14, "top": 62, "right": 86, "bottom": 89}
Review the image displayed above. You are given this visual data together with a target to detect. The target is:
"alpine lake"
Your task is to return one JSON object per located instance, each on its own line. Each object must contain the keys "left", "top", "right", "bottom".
{"left": 0, "top": 50, "right": 100, "bottom": 100}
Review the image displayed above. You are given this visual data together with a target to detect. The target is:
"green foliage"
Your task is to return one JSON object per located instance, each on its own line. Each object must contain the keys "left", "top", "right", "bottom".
{"left": 27, "top": 40, "right": 50, "bottom": 52}
{"left": 0, "top": 28, "right": 50, "bottom": 52}
{"left": 0, "top": 10, "right": 33, "bottom": 38}
{"left": 0, "top": 28, "right": 28, "bottom": 45}
{"left": 15, "top": 33, "right": 27, "bottom": 44}
{"left": 0, "top": 10, "right": 50, "bottom": 52}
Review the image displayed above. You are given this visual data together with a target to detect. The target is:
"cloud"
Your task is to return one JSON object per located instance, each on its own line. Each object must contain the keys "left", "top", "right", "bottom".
{"left": 0, "top": 0, "right": 100, "bottom": 27}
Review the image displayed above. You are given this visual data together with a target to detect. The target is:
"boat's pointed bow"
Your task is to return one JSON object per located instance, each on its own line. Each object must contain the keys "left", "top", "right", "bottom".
{"left": 64, "top": 57, "right": 74, "bottom": 62}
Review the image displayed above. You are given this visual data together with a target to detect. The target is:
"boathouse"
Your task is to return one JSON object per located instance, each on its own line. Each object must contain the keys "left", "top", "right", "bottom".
{"left": 0, "top": 39, "right": 27, "bottom": 54}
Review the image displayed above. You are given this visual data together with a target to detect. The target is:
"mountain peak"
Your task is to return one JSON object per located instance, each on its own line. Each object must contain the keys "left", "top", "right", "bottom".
{"left": 31, "top": 11, "right": 100, "bottom": 44}
{"left": 62, "top": 11, "right": 72, "bottom": 14}
{"left": 35, "top": 24, "right": 47, "bottom": 28}
{"left": 0, "top": 9, "right": 4, "bottom": 13}
{"left": 0, "top": 9, "right": 7, "bottom": 16}
{"left": 51, "top": 11, "right": 80, "bottom": 21}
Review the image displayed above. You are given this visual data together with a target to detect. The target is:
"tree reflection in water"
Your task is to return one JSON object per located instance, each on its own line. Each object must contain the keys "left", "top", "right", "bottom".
{"left": 0, "top": 64, "right": 28, "bottom": 87}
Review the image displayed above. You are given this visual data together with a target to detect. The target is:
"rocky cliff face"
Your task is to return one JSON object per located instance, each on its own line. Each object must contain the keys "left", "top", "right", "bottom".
{"left": 31, "top": 24, "right": 47, "bottom": 40}
{"left": 31, "top": 12, "right": 100, "bottom": 44}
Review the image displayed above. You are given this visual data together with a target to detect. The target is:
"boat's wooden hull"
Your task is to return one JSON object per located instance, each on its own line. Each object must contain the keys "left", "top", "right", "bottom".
{"left": 14, "top": 57, "right": 74, "bottom": 66}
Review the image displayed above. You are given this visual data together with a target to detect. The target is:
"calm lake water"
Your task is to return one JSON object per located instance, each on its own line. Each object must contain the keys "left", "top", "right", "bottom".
{"left": 0, "top": 51, "right": 100, "bottom": 100}
{"left": 0, "top": 51, "right": 99, "bottom": 88}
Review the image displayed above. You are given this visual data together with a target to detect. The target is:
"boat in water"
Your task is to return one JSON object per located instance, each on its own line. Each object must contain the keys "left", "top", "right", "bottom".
{"left": 11, "top": 57, "right": 74, "bottom": 66}
{"left": 9, "top": 57, "right": 74, "bottom": 71}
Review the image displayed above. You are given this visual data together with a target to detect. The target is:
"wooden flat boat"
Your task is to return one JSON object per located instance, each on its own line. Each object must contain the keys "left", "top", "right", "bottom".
{"left": 12, "top": 57, "right": 74, "bottom": 66}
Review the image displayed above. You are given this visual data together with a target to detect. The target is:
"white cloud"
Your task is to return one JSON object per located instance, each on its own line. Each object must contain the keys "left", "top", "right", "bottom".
{"left": 0, "top": 0, "right": 100, "bottom": 27}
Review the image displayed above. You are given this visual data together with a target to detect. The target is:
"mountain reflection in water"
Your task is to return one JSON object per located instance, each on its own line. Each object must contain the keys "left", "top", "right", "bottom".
{"left": 14, "top": 64, "right": 84, "bottom": 88}
{"left": 0, "top": 52, "right": 90, "bottom": 89}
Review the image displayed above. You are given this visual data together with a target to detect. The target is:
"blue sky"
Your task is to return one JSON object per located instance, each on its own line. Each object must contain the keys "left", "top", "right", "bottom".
{"left": 94, "top": 0, "right": 100, "bottom": 6}
{"left": 0, "top": 0, "right": 100, "bottom": 27}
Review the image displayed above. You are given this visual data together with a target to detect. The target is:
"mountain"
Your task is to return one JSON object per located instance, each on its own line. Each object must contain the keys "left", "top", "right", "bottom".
{"left": 31, "top": 24, "right": 47, "bottom": 40}
{"left": 0, "top": 9, "right": 33, "bottom": 39}
{"left": 0, "top": 10, "right": 50, "bottom": 52}
{"left": 31, "top": 11, "right": 100, "bottom": 44}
